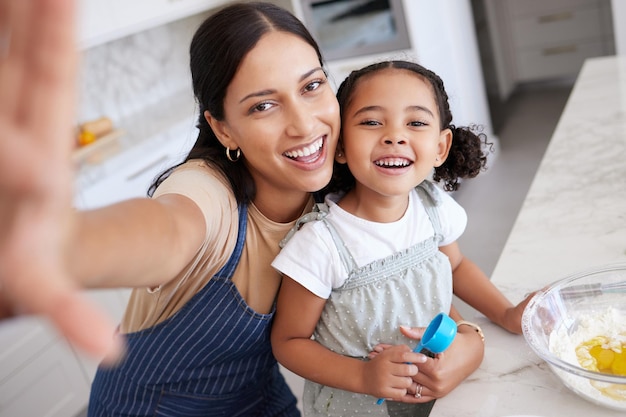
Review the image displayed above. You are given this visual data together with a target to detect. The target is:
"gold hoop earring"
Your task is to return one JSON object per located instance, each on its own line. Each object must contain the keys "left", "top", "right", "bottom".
{"left": 225, "top": 147, "right": 241, "bottom": 162}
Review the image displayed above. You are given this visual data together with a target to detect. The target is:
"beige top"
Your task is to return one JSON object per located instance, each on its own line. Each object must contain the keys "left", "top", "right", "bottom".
{"left": 119, "top": 160, "right": 312, "bottom": 333}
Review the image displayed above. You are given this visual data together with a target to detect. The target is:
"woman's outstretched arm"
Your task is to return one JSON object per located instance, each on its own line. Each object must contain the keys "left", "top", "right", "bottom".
{"left": 0, "top": 0, "right": 206, "bottom": 363}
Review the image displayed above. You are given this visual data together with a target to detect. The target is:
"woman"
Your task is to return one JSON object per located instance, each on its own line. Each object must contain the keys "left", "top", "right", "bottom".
{"left": 0, "top": 1, "right": 482, "bottom": 416}
{"left": 86, "top": 2, "right": 343, "bottom": 415}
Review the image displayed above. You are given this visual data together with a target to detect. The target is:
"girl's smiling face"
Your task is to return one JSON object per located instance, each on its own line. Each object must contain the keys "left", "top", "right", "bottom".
{"left": 338, "top": 68, "right": 452, "bottom": 210}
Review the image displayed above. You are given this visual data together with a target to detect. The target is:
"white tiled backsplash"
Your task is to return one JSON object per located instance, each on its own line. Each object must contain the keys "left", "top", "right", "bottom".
{"left": 77, "top": 12, "right": 208, "bottom": 128}
{"left": 73, "top": 14, "right": 209, "bottom": 198}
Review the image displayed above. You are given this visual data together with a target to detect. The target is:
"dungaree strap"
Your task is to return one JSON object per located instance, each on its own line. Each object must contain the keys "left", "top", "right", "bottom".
{"left": 415, "top": 181, "right": 444, "bottom": 241}
{"left": 279, "top": 203, "right": 327, "bottom": 248}
{"left": 215, "top": 203, "right": 248, "bottom": 278}
{"left": 280, "top": 203, "right": 358, "bottom": 274}
{"left": 323, "top": 181, "right": 445, "bottom": 274}
{"left": 320, "top": 216, "right": 359, "bottom": 274}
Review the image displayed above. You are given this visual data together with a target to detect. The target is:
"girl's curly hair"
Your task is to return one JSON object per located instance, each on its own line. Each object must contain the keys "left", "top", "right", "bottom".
{"left": 324, "top": 60, "right": 492, "bottom": 194}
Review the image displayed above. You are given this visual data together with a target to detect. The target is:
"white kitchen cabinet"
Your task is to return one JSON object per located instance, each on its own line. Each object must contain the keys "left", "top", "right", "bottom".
{"left": 483, "top": 0, "right": 615, "bottom": 100}
{"left": 78, "top": 0, "right": 230, "bottom": 50}
{"left": 75, "top": 125, "right": 195, "bottom": 209}
{"left": 77, "top": 0, "right": 119, "bottom": 50}
{"left": 0, "top": 318, "right": 89, "bottom": 417}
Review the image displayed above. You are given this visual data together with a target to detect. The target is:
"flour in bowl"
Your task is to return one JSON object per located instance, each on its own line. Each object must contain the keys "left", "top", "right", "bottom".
{"left": 549, "top": 307, "right": 626, "bottom": 408}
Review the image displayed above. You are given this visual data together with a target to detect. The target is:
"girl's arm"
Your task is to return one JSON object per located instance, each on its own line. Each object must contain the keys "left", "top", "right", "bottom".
{"left": 440, "top": 242, "right": 533, "bottom": 334}
{"left": 271, "top": 277, "right": 426, "bottom": 401}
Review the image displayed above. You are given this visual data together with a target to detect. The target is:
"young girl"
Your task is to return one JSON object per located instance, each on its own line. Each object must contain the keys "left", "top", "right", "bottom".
{"left": 271, "top": 61, "right": 533, "bottom": 416}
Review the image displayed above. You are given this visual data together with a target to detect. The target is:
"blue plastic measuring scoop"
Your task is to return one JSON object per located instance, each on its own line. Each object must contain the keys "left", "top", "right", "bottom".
{"left": 412, "top": 312, "right": 457, "bottom": 355}
{"left": 376, "top": 312, "right": 457, "bottom": 405}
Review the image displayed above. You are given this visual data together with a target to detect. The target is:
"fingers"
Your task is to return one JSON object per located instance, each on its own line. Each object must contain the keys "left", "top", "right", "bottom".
{"left": 380, "top": 372, "right": 417, "bottom": 401}
{"left": 368, "top": 345, "right": 423, "bottom": 400}
{"left": 0, "top": 243, "right": 123, "bottom": 364}
{"left": 0, "top": 1, "right": 29, "bottom": 119}
{"left": 372, "top": 343, "right": 394, "bottom": 351}
{"left": 0, "top": 237, "right": 121, "bottom": 363}
{"left": 49, "top": 290, "right": 124, "bottom": 365}
{"left": 0, "top": 0, "right": 75, "bottom": 191}
{"left": 394, "top": 382, "right": 435, "bottom": 404}
{"left": 0, "top": 1, "right": 30, "bottom": 186}
{"left": 382, "top": 344, "right": 428, "bottom": 365}
{"left": 411, "top": 382, "right": 424, "bottom": 400}
{"left": 1, "top": 282, "right": 122, "bottom": 364}
{"left": 399, "top": 324, "right": 426, "bottom": 340}
{"left": 368, "top": 343, "right": 393, "bottom": 359}
{"left": 0, "top": 289, "right": 15, "bottom": 319}
{"left": 27, "top": 0, "right": 76, "bottom": 143}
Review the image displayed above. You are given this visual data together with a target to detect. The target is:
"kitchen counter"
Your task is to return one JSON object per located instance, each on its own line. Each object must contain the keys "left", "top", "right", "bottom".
{"left": 73, "top": 89, "right": 198, "bottom": 209}
{"left": 432, "top": 55, "right": 626, "bottom": 416}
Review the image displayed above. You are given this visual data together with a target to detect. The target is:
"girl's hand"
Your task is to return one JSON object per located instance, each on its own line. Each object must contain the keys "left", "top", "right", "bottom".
{"left": 367, "top": 343, "right": 394, "bottom": 360}
{"left": 502, "top": 291, "right": 539, "bottom": 334}
{"left": 391, "top": 324, "right": 484, "bottom": 402}
{"left": 0, "top": 0, "right": 120, "bottom": 363}
{"left": 363, "top": 344, "right": 426, "bottom": 400}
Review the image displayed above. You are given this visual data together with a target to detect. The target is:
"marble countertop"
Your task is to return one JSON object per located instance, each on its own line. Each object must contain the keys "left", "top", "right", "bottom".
{"left": 431, "top": 55, "right": 626, "bottom": 417}
{"left": 74, "top": 89, "right": 198, "bottom": 190}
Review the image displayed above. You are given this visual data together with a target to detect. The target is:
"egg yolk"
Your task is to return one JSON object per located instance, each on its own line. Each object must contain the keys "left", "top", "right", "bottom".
{"left": 612, "top": 350, "right": 626, "bottom": 376}
{"left": 577, "top": 336, "right": 626, "bottom": 376}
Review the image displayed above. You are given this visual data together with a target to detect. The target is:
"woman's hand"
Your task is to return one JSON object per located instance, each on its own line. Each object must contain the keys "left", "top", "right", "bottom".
{"left": 370, "top": 324, "right": 485, "bottom": 403}
{"left": 0, "top": 0, "right": 120, "bottom": 363}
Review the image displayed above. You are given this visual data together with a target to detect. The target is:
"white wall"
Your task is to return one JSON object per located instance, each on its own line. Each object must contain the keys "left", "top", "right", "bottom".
{"left": 612, "top": 0, "right": 626, "bottom": 55}
{"left": 402, "top": 0, "right": 494, "bottom": 138}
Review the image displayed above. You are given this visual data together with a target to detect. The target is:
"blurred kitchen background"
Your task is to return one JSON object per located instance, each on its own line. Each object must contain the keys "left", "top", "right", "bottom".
{"left": 1, "top": 1, "right": 624, "bottom": 416}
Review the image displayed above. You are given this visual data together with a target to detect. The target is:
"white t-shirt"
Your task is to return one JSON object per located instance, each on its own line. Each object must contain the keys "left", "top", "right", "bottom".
{"left": 272, "top": 185, "right": 466, "bottom": 299}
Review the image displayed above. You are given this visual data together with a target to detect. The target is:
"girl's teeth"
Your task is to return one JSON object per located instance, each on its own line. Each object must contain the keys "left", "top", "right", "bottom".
{"left": 376, "top": 158, "right": 410, "bottom": 167}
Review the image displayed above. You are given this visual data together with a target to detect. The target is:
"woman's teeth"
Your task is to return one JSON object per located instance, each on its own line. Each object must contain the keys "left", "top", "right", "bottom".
{"left": 284, "top": 138, "right": 323, "bottom": 159}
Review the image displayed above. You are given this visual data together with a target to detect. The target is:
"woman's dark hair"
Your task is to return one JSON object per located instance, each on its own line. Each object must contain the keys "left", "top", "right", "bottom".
{"left": 325, "top": 60, "right": 491, "bottom": 194}
{"left": 148, "top": 2, "right": 324, "bottom": 202}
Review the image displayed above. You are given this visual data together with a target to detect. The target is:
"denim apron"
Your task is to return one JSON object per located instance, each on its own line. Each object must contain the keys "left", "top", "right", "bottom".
{"left": 88, "top": 204, "right": 299, "bottom": 417}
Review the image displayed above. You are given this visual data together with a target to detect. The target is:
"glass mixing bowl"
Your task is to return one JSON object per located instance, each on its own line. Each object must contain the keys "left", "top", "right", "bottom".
{"left": 522, "top": 263, "right": 626, "bottom": 411}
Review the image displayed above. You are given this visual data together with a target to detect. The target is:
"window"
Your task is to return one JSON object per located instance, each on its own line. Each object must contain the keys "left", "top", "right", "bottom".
{"left": 299, "top": 0, "right": 411, "bottom": 61}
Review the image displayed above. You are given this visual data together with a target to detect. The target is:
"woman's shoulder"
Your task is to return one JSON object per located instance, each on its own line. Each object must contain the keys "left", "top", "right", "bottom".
{"left": 168, "top": 159, "right": 228, "bottom": 184}
{"left": 155, "top": 160, "right": 232, "bottom": 200}
{"left": 154, "top": 159, "right": 239, "bottom": 235}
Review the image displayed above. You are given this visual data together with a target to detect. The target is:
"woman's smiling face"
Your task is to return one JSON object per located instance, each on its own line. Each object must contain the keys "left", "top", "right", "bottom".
{"left": 208, "top": 31, "right": 340, "bottom": 206}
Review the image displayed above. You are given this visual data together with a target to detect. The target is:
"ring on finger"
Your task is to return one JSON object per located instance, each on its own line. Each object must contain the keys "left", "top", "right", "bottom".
{"left": 415, "top": 383, "right": 423, "bottom": 399}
